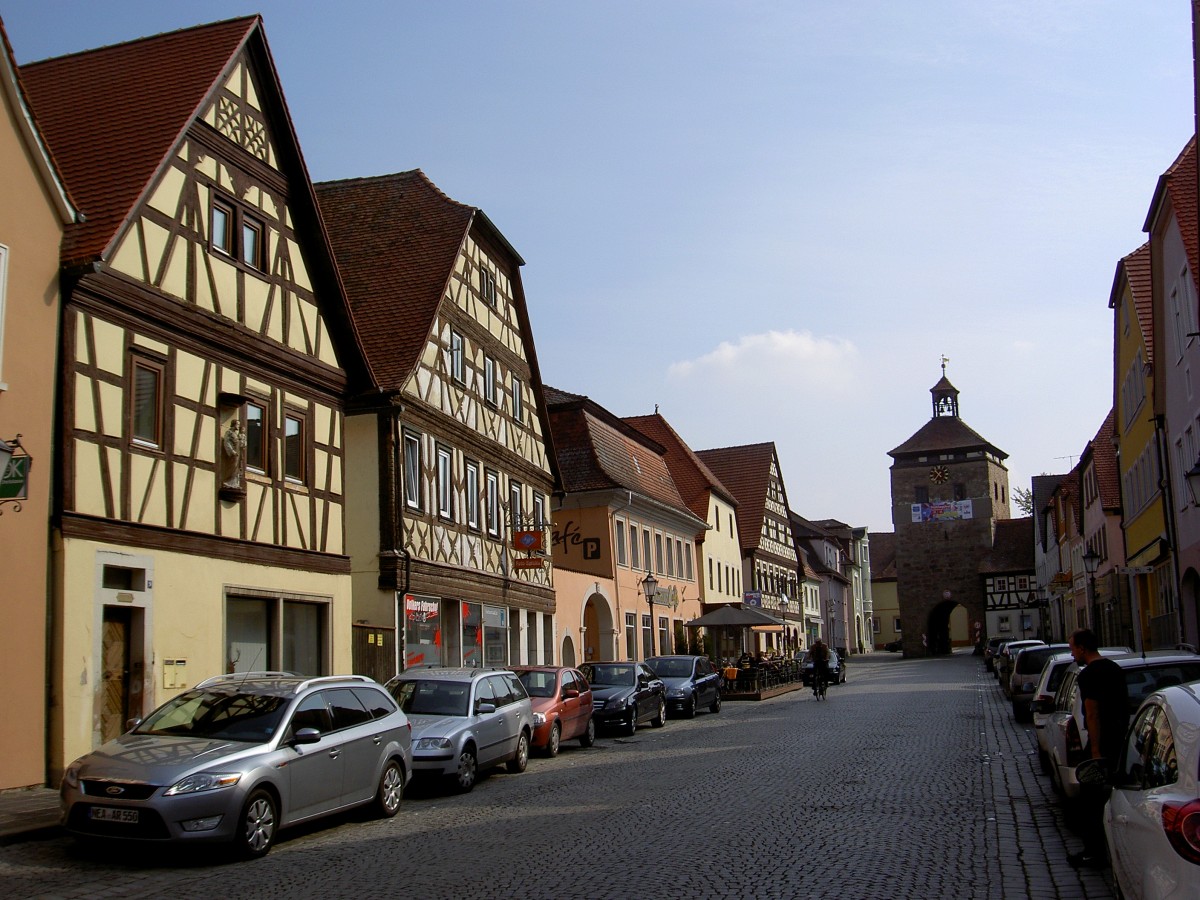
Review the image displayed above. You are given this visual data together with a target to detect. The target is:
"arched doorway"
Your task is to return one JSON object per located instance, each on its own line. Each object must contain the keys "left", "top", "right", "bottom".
{"left": 561, "top": 635, "right": 577, "bottom": 667}
{"left": 926, "top": 601, "right": 970, "bottom": 655}
{"left": 581, "top": 590, "right": 616, "bottom": 662}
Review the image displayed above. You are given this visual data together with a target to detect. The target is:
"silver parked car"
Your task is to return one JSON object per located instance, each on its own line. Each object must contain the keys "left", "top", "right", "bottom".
{"left": 385, "top": 668, "right": 534, "bottom": 793}
{"left": 60, "top": 673, "right": 413, "bottom": 858}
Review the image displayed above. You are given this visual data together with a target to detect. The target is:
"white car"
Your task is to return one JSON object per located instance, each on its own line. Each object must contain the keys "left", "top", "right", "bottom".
{"left": 1031, "top": 648, "right": 1128, "bottom": 773}
{"left": 1044, "top": 651, "right": 1200, "bottom": 800}
{"left": 1104, "top": 681, "right": 1200, "bottom": 899}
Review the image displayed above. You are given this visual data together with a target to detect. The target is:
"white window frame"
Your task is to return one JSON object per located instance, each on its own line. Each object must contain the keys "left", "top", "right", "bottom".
{"left": 486, "top": 470, "right": 500, "bottom": 537}
{"left": 436, "top": 445, "right": 453, "bottom": 520}
{"left": 465, "top": 461, "right": 480, "bottom": 530}
{"left": 450, "top": 329, "right": 464, "bottom": 383}
{"left": 615, "top": 517, "right": 628, "bottom": 567}
{"left": 512, "top": 377, "right": 523, "bottom": 423}
{"left": 403, "top": 432, "right": 422, "bottom": 510}
{"left": 484, "top": 355, "right": 497, "bottom": 406}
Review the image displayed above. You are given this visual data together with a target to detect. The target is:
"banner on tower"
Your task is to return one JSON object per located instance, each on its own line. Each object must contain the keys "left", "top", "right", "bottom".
{"left": 911, "top": 499, "right": 973, "bottom": 523}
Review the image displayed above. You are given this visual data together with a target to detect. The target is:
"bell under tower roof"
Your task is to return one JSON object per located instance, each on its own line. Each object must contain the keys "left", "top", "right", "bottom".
{"left": 931, "top": 355, "right": 959, "bottom": 418}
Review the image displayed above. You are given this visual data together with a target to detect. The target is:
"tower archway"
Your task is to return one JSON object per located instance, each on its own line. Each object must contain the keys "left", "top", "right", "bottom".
{"left": 927, "top": 600, "right": 971, "bottom": 655}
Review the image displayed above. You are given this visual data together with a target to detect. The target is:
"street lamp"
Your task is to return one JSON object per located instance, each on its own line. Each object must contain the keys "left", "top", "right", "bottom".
{"left": 641, "top": 572, "right": 659, "bottom": 658}
{"left": 1082, "top": 547, "right": 1100, "bottom": 633}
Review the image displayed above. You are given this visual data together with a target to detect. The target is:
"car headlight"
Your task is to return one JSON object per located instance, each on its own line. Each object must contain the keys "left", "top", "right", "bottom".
{"left": 532, "top": 712, "right": 546, "bottom": 727}
{"left": 62, "top": 760, "right": 84, "bottom": 789}
{"left": 163, "top": 772, "right": 242, "bottom": 796}
{"left": 606, "top": 696, "right": 632, "bottom": 710}
{"left": 414, "top": 736, "right": 453, "bottom": 751}
{"left": 667, "top": 688, "right": 686, "bottom": 698}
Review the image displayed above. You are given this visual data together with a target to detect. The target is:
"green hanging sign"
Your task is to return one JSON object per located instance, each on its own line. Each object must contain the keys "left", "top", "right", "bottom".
{"left": 0, "top": 455, "right": 30, "bottom": 500}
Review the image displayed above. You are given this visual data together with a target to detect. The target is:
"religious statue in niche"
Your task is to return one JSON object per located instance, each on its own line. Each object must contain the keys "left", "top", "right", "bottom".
{"left": 221, "top": 419, "right": 248, "bottom": 493}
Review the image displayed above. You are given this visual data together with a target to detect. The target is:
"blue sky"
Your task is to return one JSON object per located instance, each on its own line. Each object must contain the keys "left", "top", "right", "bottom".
{"left": 5, "top": 1, "right": 1195, "bottom": 533}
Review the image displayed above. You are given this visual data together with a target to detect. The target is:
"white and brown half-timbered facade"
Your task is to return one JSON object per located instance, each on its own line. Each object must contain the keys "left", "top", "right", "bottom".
{"left": 23, "top": 17, "right": 374, "bottom": 776}
{"left": 697, "top": 443, "right": 804, "bottom": 656}
{"left": 316, "top": 171, "right": 558, "bottom": 677}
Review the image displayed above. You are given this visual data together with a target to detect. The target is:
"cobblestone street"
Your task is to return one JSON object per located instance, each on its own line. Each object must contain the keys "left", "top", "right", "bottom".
{"left": 0, "top": 652, "right": 1116, "bottom": 899}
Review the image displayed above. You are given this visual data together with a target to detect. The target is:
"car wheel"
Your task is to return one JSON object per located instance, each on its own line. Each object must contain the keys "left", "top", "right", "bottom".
{"left": 710, "top": 694, "right": 722, "bottom": 714}
{"left": 506, "top": 731, "right": 529, "bottom": 773}
{"left": 578, "top": 716, "right": 596, "bottom": 747}
{"left": 651, "top": 698, "right": 666, "bottom": 728}
{"left": 545, "top": 722, "right": 561, "bottom": 757}
{"left": 622, "top": 710, "right": 637, "bottom": 736}
{"left": 684, "top": 695, "right": 697, "bottom": 719}
{"left": 451, "top": 745, "right": 477, "bottom": 793}
{"left": 373, "top": 759, "right": 404, "bottom": 818}
{"left": 234, "top": 788, "right": 277, "bottom": 859}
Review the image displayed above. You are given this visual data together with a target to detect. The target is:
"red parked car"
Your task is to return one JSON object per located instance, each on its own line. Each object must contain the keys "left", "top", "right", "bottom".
{"left": 512, "top": 666, "right": 596, "bottom": 757}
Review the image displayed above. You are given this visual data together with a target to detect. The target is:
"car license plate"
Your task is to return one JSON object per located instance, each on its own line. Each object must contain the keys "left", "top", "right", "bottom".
{"left": 89, "top": 806, "right": 138, "bottom": 824}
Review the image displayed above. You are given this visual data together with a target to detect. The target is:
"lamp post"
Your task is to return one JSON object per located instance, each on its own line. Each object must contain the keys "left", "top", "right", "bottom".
{"left": 641, "top": 572, "right": 659, "bottom": 658}
{"left": 1082, "top": 547, "right": 1100, "bottom": 635}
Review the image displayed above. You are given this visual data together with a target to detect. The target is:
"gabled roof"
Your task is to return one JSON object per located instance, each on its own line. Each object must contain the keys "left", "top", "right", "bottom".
{"left": 789, "top": 512, "right": 850, "bottom": 583}
{"left": 978, "top": 517, "right": 1034, "bottom": 574}
{"left": 0, "top": 16, "right": 75, "bottom": 223}
{"left": 1144, "top": 136, "right": 1198, "bottom": 280}
{"left": 20, "top": 17, "right": 257, "bottom": 265}
{"left": 1111, "top": 242, "right": 1153, "bottom": 363}
{"left": 695, "top": 443, "right": 781, "bottom": 555}
{"left": 1031, "top": 473, "right": 1066, "bottom": 549}
{"left": 623, "top": 413, "right": 737, "bottom": 519}
{"left": 19, "top": 16, "right": 374, "bottom": 389}
{"left": 868, "top": 531, "right": 896, "bottom": 580}
{"left": 1082, "top": 409, "right": 1121, "bottom": 512}
{"left": 544, "top": 388, "right": 697, "bottom": 523}
{"left": 316, "top": 170, "right": 480, "bottom": 390}
{"left": 888, "top": 415, "right": 1006, "bottom": 459}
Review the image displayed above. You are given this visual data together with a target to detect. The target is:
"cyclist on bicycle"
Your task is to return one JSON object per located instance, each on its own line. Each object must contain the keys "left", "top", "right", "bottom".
{"left": 809, "top": 639, "right": 831, "bottom": 697}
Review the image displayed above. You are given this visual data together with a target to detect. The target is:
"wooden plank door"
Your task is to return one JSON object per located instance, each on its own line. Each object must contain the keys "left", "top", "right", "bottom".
{"left": 101, "top": 606, "right": 132, "bottom": 743}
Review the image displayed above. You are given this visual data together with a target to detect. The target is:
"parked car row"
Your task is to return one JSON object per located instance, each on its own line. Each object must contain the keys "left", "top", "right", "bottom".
{"left": 991, "top": 642, "right": 1200, "bottom": 899}
{"left": 59, "top": 655, "right": 722, "bottom": 859}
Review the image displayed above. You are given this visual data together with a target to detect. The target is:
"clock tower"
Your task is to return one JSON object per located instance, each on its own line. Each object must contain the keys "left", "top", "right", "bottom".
{"left": 888, "top": 364, "right": 1010, "bottom": 655}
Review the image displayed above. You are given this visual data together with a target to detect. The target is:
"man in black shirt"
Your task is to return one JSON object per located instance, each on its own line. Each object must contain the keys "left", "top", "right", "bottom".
{"left": 1067, "top": 628, "right": 1128, "bottom": 868}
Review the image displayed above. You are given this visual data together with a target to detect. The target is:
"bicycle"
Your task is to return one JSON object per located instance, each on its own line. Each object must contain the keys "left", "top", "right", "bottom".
{"left": 811, "top": 666, "right": 828, "bottom": 700}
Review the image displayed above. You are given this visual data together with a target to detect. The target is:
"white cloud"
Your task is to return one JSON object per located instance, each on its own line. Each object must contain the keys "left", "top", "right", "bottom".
{"left": 667, "top": 329, "right": 858, "bottom": 387}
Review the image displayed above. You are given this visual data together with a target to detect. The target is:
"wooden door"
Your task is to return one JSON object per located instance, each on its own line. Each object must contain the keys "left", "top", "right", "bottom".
{"left": 101, "top": 607, "right": 132, "bottom": 743}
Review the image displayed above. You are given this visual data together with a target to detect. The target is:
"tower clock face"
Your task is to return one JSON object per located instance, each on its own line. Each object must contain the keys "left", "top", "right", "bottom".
{"left": 929, "top": 465, "right": 949, "bottom": 484}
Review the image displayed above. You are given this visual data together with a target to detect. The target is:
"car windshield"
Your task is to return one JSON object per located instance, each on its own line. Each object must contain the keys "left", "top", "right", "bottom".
{"left": 390, "top": 679, "right": 470, "bottom": 716}
{"left": 649, "top": 659, "right": 693, "bottom": 678}
{"left": 1124, "top": 663, "right": 1200, "bottom": 712}
{"left": 581, "top": 664, "right": 635, "bottom": 686}
{"left": 517, "top": 670, "right": 557, "bottom": 698}
{"left": 135, "top": 690, "right": 290, "bottom": 743}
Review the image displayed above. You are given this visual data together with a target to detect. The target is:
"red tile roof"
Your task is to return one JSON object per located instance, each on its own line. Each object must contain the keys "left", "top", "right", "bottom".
{"left": 315, "top": 171, "right": 476, "bottom": 389}
{"left": 1084, "top": 409, "right": 1121, "bottom": 511}
{"left": 979, "top": 517, "right": 1034, "bottom": 573}
{"left": 868, "top": 531, "right": 896, "bottom": 580}
{"left": 20, "top": 17, "right": 258, "bottom": 265}
{"left": 695, "top": 443, "right": 779, "bottom": 555}
{"left": 1116, "top": 242, "right": 1153, "bottom": 363}
{"left": 545, "top": 390, "right": 695, "bottom": 521}
{"left": 623, "top": 413, "right": 737, "bottom": 519}
{"left": 1154, "top": 137, "right": 1199, "bottom": 279}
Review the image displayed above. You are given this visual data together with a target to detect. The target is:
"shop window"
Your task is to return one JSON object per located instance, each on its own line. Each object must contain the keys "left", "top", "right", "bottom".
{"left": 226, "top": 596, "right": 327, "bottom": 676}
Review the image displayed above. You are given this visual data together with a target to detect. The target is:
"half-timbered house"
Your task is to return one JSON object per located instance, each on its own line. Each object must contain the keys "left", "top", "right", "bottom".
{"left": 315, "top": 171, "right": 558, "bottom": 677}
{"left": 21, "top": 17, "right": 374, "bottom": 776}
{"left": 696, "top": 443, "right": 803, "bottom": 656}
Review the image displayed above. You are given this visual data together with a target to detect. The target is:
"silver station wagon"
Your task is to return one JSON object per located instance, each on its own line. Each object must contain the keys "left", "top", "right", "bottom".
{"left": 60, "top": 673, "right": 413, "bottom": 858}
{"left": 386, "top": 668, "right": 534, "bottom": 793}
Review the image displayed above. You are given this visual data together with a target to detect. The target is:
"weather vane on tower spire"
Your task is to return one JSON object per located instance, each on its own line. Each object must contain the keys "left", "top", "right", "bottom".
{"left": 940, "top": 354, "right": 950, "bottom": 375}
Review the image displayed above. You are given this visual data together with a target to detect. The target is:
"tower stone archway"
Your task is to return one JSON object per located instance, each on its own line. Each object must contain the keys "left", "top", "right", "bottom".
{"left": 889, "top": 366, "right": 1010, "bottom": 657}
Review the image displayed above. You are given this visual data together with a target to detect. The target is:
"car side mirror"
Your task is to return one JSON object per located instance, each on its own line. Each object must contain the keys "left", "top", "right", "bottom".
{"left": 1074, "top": 758, "right": 1112, "bottom": 787}
{"left": 292, "top": 727, "right": 321, "bottom": 746}
{"left": 124, "top": 717, "right": 143, "bottom": 732}
{"left": 562, "top": 688, "right": 579, "bottom": 699}
{"left": 475, "top": 702, "right": 497, "bottom": 715}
